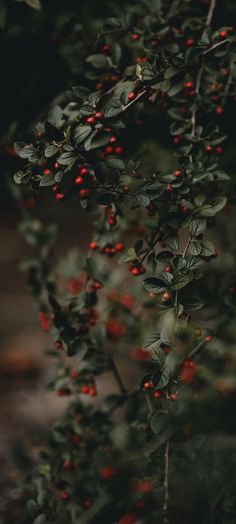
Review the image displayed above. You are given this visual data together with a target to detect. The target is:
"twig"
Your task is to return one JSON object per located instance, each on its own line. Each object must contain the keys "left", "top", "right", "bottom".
{"left": 203, "top": 38, "right": 228, "bottom": 56}
{"left": 182, "top": 234, "right": 192, "bottom": 258}
{"left": 163, "top": 440, "right": 170, "bottom": 519}
{"left": 109, "top": 357, "right": 127, "bottom": 395}
{"left": 223, "top": 57, "right": 234, "bottom": 103}
{"left": 145, "top": 394, "right": 154, "bottom": 416}
{"left": 206, "top": 0, "right": 217, "bottom": 27}
{"left": 189, "top": 339, "right": 206, "bottom": 359}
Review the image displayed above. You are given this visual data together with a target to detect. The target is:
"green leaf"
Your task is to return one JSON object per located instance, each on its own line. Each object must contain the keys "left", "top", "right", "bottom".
{"left": 210, "top": 196, "right": 227, "bottom": 213}
{"left": 88, "top": 131, "right": 110, "bottom": 150}
{"left": 106, "top": 157, "right": 125, "bottom": 170}
{"left": 156, "top": 251, "right": 173, "bottom": 262}
{"left": 150, "top": 411, "right": 168, "bottom": 434}
{"left": 143, "top": 277, "right": 167, "bottom": 294}
{"left": 74, "top": 125, "right": 92, "bottom": 145}
{"left": 47, "top": 105, "right": 63, "bottom": 127}
{"left": 58, "top": 151, "right": 77, "bottom": 166}
{"left": 39, "top": 173, "right": 55, "bottom": 186}
{"left": 142, "top": 333, "right": 161, "bottom": 352}
{"left": 188, "top": 218, "right": 207, "bottom": 236}
{"left": 201, "top": 240, "right": 215, "bottom": 257}
{"left": 34, "top": 515, "right": 47, "bottom": 524}
{"left": 165, "top": 235, "right": 179, "bottom": 252}
{"left": 171, "top": 274, "right": 190, "bottom": 290}
{"left": 189, "top": 240, "right": 202, "bottom": 256}
{"left": 25, "top": 0, "right": 41, "bottom": 10}
{"left": 135, "top": 192, "right": 150, "bottom": 207}
{"left": 110, "top": 423, "right": 131, "bottom": 451}
{"left": 184, "top": 256, "right": 204, "bottom": 270}
{"left": 182, "top": 298, "right": 204, "bottom": 311}
{"left": 103, "top": 96, "right": 123, "bottom": 118}
{"left": 44, "top": 144, "right": 58, "bottom": 158}
{"left": 86, "top": 54, "right": 113, "bottom": 69}
{"left": 155, "top": 368, "right": 170, "bottom": 390}
{"left": 102, "top": 394, "right": 122, "bottom": 413}
{"left": 14, "top": 170, "right": 31, "bottom": 185}
{"left": 160, "top": 309, "right": 176, "bottom": 344}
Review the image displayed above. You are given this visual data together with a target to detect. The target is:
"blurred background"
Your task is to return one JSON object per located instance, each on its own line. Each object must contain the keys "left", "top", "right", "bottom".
{"left": 1, "top": 0, "right": 236, "bottom": 522}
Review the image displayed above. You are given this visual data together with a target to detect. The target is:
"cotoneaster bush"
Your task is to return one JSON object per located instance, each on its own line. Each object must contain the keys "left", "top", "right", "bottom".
{"left": 10, "top": 0, "right": 236, "bottom": 523}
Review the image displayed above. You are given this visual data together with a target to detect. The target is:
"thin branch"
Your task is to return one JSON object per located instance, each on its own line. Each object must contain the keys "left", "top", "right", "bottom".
{"left": 203, "top": 38, "right": 228, "bottom": 56}
{"left": 109, "top": 357, "right": 127, "bottom": 395}
{"left": 206, "top": 0, "right": 217, "bottom": 27}
{"left": 189, "top": 339, "right": 206, "bottom": 359}
{"left": 223, "top": 57, "right": 234, "bottom": 103}
{"left": 163, "top": 440, "right": 170, "bottom": 518}
{"left": 182, "top": 234, "right": 192, "bottom": 258}
{"left": 145, "top": 394, "right": 154, "bottom": 416}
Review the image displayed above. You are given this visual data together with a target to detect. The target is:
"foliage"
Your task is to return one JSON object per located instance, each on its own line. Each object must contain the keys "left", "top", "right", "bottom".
{"left": 7, "top": 0, "right": 236, "bottom": 522}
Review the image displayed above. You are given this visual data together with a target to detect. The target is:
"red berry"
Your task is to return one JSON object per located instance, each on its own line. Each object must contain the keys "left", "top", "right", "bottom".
{"left": 100, "top": 466, "right": 115, "bottom": 480}
{"left": 165, "top": 265, "right": 172, "bottom": 273}
{"left": 143, "top": 381, "right": 152, "bottom": 390}
{"left": 173, "top": 135, "right": 182, "bottom": 145}
{"left": 215, "top": 146, "right": 223, "bottom": 155}
{"left": 205, "top": 335, "right": 212, "bottom": 343}
{"left": 119, "top": 513, "right": 138, "bottom": 524}
{"left": 88, "top": 317, "right": 96, "bottom": 326}
{"left": 185, "top": 38, "right": 194, "bottom": 46}
{"left": 71, "top": 371, "right": 79, "bottom": 380}
{"left": 89, "top": 241, "right": 99, "bottom": 250}
{"left": 93, "top": 280, "right": 103, "bottom": 290}
{"left": 81, "top": 385, "right": 90, "bottom": 394}
{"left": 215, "top": 106, "right": 224, "bottom": 114}
{"left": 80, "top": 166, "right": 89, "bottom": 176}
{"left": 153, "top": 390, "right": 162, "bottom": 399}
{"left": 205, "top": 145, "right": 213, "bottom": 153}
{"left": 138, "top": 479, "right": 152, "bottom": 494}
{"left": 105, "top": 146, "right": 113, "bottom": 155}
{"left": 61, "top": 491, "right": 70, "bottom": 500}
{"left": 219, "top": 30, "right": 227, "bottom": 39}
{"left": 109, "top": 136, "right": 117, "bottom": 144}
{"left": 166, "top": 184, "right": 173, "bottom": 192}
{"left": 79, "top": 189, "right": 90, "bottom": 198}
{"left": 122, "top": 185, "right": 129, "bottom": 193}
{"left": 184, "top": 81, "right": 194, "bottom": 89}
{"left": 54, "top": 162, "right": 60, "bottom": 169}
{"left": 108, "top": 214, "right": 117, "bottom": 226}
{"left": 115, "top": 242, "right": 125, "bottom": 252}
{"left": 84, "top": 500, "right": 93, "bottom": 509}
{"left": 102, "top": 44, "right": 110, "bottom": 53}
{"left": 86, "top": 116, "right": 96, "bottom": 125}
{"left": 63, "top": 460, "right": 73, "bottom": 470}
{"left": 175, "top": 170, "right": 182, "bottom": 177}
{"left": 54, "top": 340, "right": 62, "bottom": 350}
{"left": 55, "top": 192, "right": 65, "bottom": 201}
{"left": 43, "top": 168, "right": 51, "bottom": 175}
{"left": 115, "top": 146, "right": 123, "bottom": 155}
{"left": 75, "top": 175, "right": 84, "bottom": 185}
{"left": 180, "top": 205, "right": 188, "bottom": 213}
{"left": 131, "top": 267, "right": 140, "bottom": 276}
{"left": 128, "top": 91, "right": 136, "bottom": 101}
{"left": 170, "top": 393, "right": 178, "bottom": 401}
{"left": 131, "top": 33, "right": 140, "bottom": 41}
{"left": 71, "top": 434, "right": 81, "bottom": 444}
{"left": 89, "top": 387, "right": 97, "bottom": 397}
{"left": 95, "top": 111, "right": 104, "bottom": 119}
